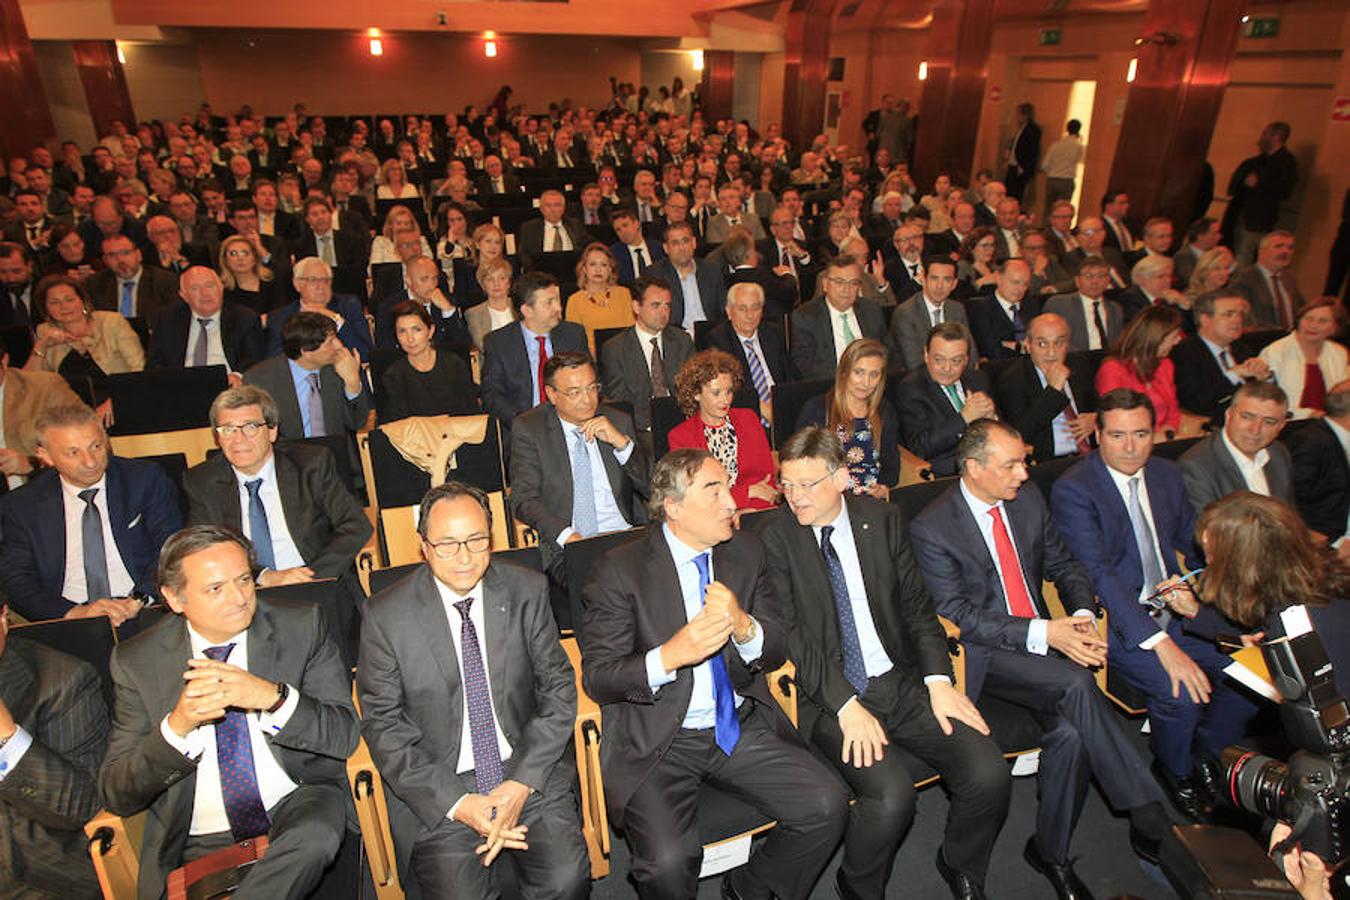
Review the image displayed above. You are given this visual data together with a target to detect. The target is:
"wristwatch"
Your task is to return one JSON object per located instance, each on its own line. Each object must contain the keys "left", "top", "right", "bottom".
{"left": 733, "top": 617, "right": 758, "bottom": 646}
{"left": 265, "top": 682, "right": 289, "bottom": 714}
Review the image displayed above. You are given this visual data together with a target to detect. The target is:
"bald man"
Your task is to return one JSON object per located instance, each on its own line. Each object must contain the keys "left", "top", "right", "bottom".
{"left": 373, "top": 256, "right": 470, "bottom": 351}
{"left": 994, "top": 313, "right": 1098, "bottom": 462}
{"left": 148, "top": 266, "right": 265, "bottom": 381}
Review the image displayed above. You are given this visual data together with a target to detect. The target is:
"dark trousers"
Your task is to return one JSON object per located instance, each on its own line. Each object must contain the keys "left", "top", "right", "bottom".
{"left": 980, "top": 650, "right": 1164, "bottom": 864}
{"left": 623, "top": 702, "right": 848, "bottom": 900}
{"left": 1111, "top": 631, "right": 1261, "bottom": 779}
{"left": 183, "top": 782, "right": 346, "bottom": 900}
{"left": 407, "top": 766, "right": 590, "bottom": 900}
{"left": 810, "top": 671, "right": 1011, "bottom": 896}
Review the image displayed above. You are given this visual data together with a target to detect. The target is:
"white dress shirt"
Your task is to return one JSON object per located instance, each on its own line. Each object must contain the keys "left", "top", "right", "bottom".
{"left": 923, "top": 296, "right": 946, "bottom": 327}
{"left": 60, "top": 474, "right": 136, "bottom": 603}
{"left": 234, "top": 455, "right": 306, "bottom": 570}
{"left": 1034, "top": 366, "right": 1081, "bottom": 457}
{"left": 1078, "top": 294, "right": 1108, "bottom": 351}
{"left": 628, "top": 241, "right": 654, "bottom": 274}
{"left": 1220, "top": 430, "right": 1272, "bottom": 496}
{"left": 676, "top": 265, "right": 706, "bottom": 333}
{"left": 159, "top": 626, "right": 301, "bottom": 836}
{"left": 544, "top": 221, "right": 574, "bottom": 253}
{"left": 1103, "top": 464, "right": 1171, "bottom": 648}
{"left": 185, "top": 310, "right": 229, "bottom": 370}
{"left": 736, "top": 329, "right": 776, "bottom": 390}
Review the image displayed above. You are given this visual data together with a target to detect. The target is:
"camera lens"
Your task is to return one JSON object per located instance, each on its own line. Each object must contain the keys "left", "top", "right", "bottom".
{"left": 1221, "top": 747, "right": 1291, "bottom": 820}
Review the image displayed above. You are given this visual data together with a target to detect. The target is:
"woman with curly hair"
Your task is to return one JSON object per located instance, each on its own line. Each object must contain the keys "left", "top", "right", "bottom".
{"left": 667, "top": 349, "right": 779, "bottom": 510}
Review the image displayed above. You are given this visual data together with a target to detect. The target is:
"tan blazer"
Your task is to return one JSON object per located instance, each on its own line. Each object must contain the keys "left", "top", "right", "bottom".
{"left": 466, "top": 302, "right": 518, "bottom": 351}
{"left": 2, "top": 367, "right": 82, "bottom": 456}
{"left": 34, "top": 311, "right": 145, "bottom": 375}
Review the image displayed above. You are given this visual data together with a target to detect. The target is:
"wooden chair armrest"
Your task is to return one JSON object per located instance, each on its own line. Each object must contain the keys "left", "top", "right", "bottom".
{"left": 767, "top": 660, "right": 798, "bottom": 728}
{"left": 85, "top": 809, "right": 145, "bottom": 900}
{"left": 899, "top": 448, "right": 932, "bottom": 486}
{"left": 561, "top": 637, "right": 610, "bottom": 878}
{"left": 347, "top": 737, "right": 402, "bottom": 897}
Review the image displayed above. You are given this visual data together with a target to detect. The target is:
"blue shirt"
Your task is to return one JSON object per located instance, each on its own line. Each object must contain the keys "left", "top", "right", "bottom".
{"left": 520, "top": 324, "right": 554, "bottom": 408}
{"left": 287, "top": 359, "right": 323, "bottom": 438}
{"left": 644, "top": 525, "right": 764, "bottom": 729}
{"left": 677, "top": 265, "right": 706, "bottom": 332}
{"left": 555, "top": 420, "right": 635, "bottom": 543}
{"left": 1034, "top": 365, "right": 1081, "bottom": 458}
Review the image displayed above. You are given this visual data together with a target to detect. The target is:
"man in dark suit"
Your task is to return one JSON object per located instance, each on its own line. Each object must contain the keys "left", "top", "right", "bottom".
{"left": 760, "top": 428, "right": 1010, "bottom": 900}
{"left": 1179, "top": 381, "right": 1294, "bottom": 515}
{"left": 887, "top": 257, "right": 967, "bottom": 372}
{"left": 481, "top": 272, "right": 588, "bottom": 434}
{"left": 1051, "top": 390, "right": 1260, "bottom": 819}
{"left": 373, "top": 257, "right": 469, "bottom": 352}
{"left": 1228, "top": 122, "right": 1298, "bottom": 265}
{"left": 1286, "top": 380, "right": 1350, "bottom": 543}
{"left": 251, "top": 179, "right": 302, "bottom": 246}
{"left": 1003, "top": 103, "right": 1042, "bottom": 203}
{"left": 1117, "top": 255, "right": 1182, "bottom": 323}
{"left": 926, "top": 203, "right": 976, "bottom": 261}
{"left": 357, "top": 482, "right": 589, "bottom": 899}
{"left": 292, "top": 197, "right": 366, "bottom": 268}
{"left": 0, "top": 242, "right": 37, "bottom": 328}
{"left": 759, "top": 205, "right": 819, "bottom": 304}
{"left": 609, "top": 208, "right": 666, "bottom": 286}
{"left": 995, "top": 312, "right": 1097, "bottom": 462}
{"left": 1043, "top": 258, "right": 1124, "bottom": 353}
{"left": 473, "top": 155, "right": 523, "bottom": 197}
{"left": 910, "top": 420, "right": 1172, "bottom": 893}
{"left": 0, "top": 403, "right": 182, "bottom": 630}
{"left": 882, "top": 220, "right": 927, "bottom": 305}
{"left": 706, "top": 282, "right": 791, "bottom": 422}
{"left": 77, "top": 196, "right": 150, "bottom": 260}
{"left": 516, "top": 190, "right": 589, "bottom": 271}
{"left": 966, "top": 259, "right": 1042, "bottom": 361}
{"left": 580, "top": 449, "right": 848, "bottom": 900}
{"left": 599, "top": 275, "right": 693, "bottom": 439}
{"left": 724, "top": 227, "right": 798, "bottom": 322}
{"left": 242, "top": 311, "right": 371, "bottom": 442}
{"left": 895, "top": 322, "right": 995, "bottom": 477}
{"left": 510, "top": 351, "right": 649, "bottom": 582}
{"left": 85, "top": 233, "right": 180, "bottom": 323}
{"left": 148, "top": 266, "right": 266, "bottom": 376}
{"left": 1101, "top": 191, "right": 1134, "bottom": 255}
{"left": 98, "top": 524, "right": 361, "bottom": 900}
{"left": 649, "top": 220, "right": 726, "bottom": 332}
{"left": 704, "top": 182, "right": 766, "bottom": 244}
{"left": 1062, "top": 218, "right": 1129, "bottom": 291}
{"left": 1228, "top": 230, "right": 1303, "bottom": 329}
{"left": 144, "top": 215, "right": 213, "bottom": 275}
{"left": 1170, "top": 292, "right": 1272, "bottom": 427}
{"left": 790, "top": 254, "right": 888, "bottom": 380}
{"left": 0, "top": 604, "right": 107, "bottom": 899}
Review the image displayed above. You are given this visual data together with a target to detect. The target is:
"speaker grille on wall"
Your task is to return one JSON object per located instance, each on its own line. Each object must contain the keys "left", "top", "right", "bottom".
{"left": 827, "top": 57, "right": 845, "bottom": 81}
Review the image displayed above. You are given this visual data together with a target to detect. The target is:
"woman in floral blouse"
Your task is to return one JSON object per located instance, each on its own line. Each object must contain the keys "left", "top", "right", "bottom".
{"left": 796, "top": 338, "right": 900, "bottom": 499}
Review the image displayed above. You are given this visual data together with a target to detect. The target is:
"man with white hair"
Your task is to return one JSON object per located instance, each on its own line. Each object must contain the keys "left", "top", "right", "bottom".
{"left": 149, "top": 266, "right": 265, "bottom": 381}
{"left": 1118, "top": 255, "right": 1186, "bottom": 323}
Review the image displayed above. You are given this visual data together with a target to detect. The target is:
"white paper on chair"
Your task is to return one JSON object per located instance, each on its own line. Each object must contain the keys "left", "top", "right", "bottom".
{"left": 699, "top": 833, "right": 753, "bottom": 879}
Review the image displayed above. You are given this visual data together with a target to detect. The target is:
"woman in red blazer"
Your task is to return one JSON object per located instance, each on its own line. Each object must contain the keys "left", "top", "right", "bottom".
{"left": 667, "top": 349, "right": 780, "bottom": 510}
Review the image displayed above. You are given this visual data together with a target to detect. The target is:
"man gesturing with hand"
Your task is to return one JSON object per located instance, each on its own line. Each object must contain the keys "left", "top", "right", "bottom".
{"left": 760, "top": 426, "right": 1010, "bottom": 900}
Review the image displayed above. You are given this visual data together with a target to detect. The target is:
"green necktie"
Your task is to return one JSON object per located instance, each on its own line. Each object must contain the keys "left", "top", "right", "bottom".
{"left": 840, "top": 313, "right": 856, "bottom": 344}
{"left": 943, "top": 383, "right": 964, "bottom": 412}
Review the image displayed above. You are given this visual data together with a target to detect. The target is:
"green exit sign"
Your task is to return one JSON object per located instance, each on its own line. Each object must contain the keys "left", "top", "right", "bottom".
{"left": 1039, "top": 28, "right": 1062, "bottom": 46}
{"left": 1244, "top": 17, "right": 1280, "bottom": 38}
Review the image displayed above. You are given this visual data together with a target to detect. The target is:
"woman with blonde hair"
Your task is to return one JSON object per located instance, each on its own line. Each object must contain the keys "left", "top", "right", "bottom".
{"left": 795, "top": 338, "right": 899, "bottom": 499}
{"left": 377, "top": 158, "right": 420, "bottom": 201}
{"left": 369, "top": 204, "right": 432, "bottom": 270}
{"left": 1185, "top": 246, "right": 1235, "bottom": 304}
{"left": 1095, "top": 304, "right": 1185, "bottom": 439}
{"left": 667, "top": 349, "right": 779, "bottom": 510}
{"left": 565, "top": 243, "right": 634, "bottom": 354}
{"left": 465, "top": 257, "right": 518, "bottom": 349}
{"left": 219, "top": 234, "right": 286, "bottom": 315}
{"left": 453, "top": 223, "right": 513, "bottom": 309}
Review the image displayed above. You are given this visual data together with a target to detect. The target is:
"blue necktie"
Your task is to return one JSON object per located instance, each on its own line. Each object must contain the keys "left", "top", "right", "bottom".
{"left": 743, "top": 339, "right": 770, "bottom": 405}
{"left": 202, "top": 644, "right": 271, "bottom": 841}
{"left": 569, "top": 430, "right": 599, "bottom": 538}
{"left": 692, "top": 552, "right": 740, "bottom": 755}
{"left": 245, "top": 479, "right": 276, "bottom": 571}
{"left": 820, "top": 526, "right": 869, "bottom": 696}
{"left": 119, "top": 281, "right": 135, "bottom": 317}
{"left": 453, "top": 598, "right": 504, "bottom": 794}
{"left": 1010, "top": 302, "right": 1026, "bottom": 344}
{"left": 1127, "top": 476, "right": 1170, "bottom": 627}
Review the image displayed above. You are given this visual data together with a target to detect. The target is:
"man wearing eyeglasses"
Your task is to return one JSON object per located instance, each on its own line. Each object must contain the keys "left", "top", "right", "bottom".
{"left": 359, "top": 482, "right": 590, "bottom": 900}
{"left": 790, "top": 254, "right": 888, "bottom": 380}
{"left": 509, "top": 351, "right": 649, "bottom": 586}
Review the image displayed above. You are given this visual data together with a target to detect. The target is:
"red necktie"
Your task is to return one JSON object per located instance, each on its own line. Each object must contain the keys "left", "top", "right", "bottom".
{"left": 1301, "top": 362, "right": 1327, "bottom": 412}
{"left": 536, "top": 336, "right": 549, "bottom": 401}
{"left": 1062, "top": 400, "right": 1091, "bottom": 455}
{"left": 988, "top": 507, "right": 1037, "bottom": 618}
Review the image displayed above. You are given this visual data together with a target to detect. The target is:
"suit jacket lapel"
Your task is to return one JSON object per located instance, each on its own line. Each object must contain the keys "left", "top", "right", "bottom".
{"left": 272, "top": 449, "right": 309, "bottom": 559}
{"left": 214, "top": 460, "right": 244, "bottom": 533}
{"left": 624, "top": 329, "right": 652, "bottom": 395}
{"left": 105, "top": 460, "right": 135, "bottom": 567}
{"left": 544, "top": 408, "right": 574, "bottom": 502}
{"left": 410, "top": 567, "right": 462, "bottom": 693}
{"left": 646, "top": 529, "right": 688, "bottom": 649}
{"left": 481, "top": 565, "right": 511, "bottom": 719}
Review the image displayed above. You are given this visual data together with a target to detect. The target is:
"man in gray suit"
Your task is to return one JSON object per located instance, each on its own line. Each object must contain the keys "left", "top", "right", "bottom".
{"left": 1179, "top": 381, "right": 1294, "bottom": 516}
{"left": 791, "top": 254, "right": 889, "bottom": 380}
{"left": 511, "top": 352, "right": 649, "bottom": 582}
{"left": 242, "top": 311, "right": 371, "bottom": 442}
{"left": 888, "top": 256, "right": 967, "bottom": 371}
{"left": 704, "top": 182, "right": 765, "bottom": 244}
{"left": 0, "top": 604, "right": 107, "bottom": 899}
{"left": 1044, "top": 257, "right": 1124, "bottom": 352}
{"left": 99, "top": 525, "right": 360, "bottom": 900}
{"left": 1228, "top": 230, "right": 1303, "bottom": 329}
{"left": 599, "top": 275, "right": 694, "bottom": 438}
{"left": 357, "top": 483, "right": 590, "bottom": 900}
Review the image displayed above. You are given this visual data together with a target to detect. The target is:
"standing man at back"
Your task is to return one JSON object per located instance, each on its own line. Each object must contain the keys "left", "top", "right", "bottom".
{"left": 1228, "top": 122, "right": 1298, "bottom": 264}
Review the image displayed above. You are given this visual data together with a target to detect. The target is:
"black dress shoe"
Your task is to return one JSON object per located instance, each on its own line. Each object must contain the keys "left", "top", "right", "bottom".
{"left": 935, "top": 847, "right": 987, "bottom": 900}
{"left": 1129, "top": 826, "right": 1161, "bottom": 866}
{"left": 1023, "top": 837, "right": 1096, "bottom": 900}
{"left": 1152, "top": 760, "right": 1208, "bottom": 822}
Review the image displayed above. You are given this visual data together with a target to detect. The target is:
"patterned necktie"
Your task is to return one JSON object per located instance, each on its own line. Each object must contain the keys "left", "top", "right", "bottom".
{"left": 120, "top": 281, "right": 135, "bottom": 317}
{"left": 649, "top": 337, "right": 670, "bottom": 398}
{"left": 535, "top": 336, "right": 549, "bottom": 403}
{"left": 245, "top": 479, "right": 276, "bottom": 570}
{"left": 820, "top": 526, "right": 869, "bottom": 696}
{"left": 1092, "top": 300, "right": 1108, "bottom": 347}
{"left": 193, "top": 318, "right": 211, "bottom": 366}
{"left": 569, "top": 430, "right": 599, "bottom": 538}
{"left": 305, "top": 372, "right": 326, "bottom": 437}
{"left": 1127, "top": 476, "right": 1165, "bottom": 591}
{"left": 932, "top": 303, "right": 944, "bottom": 325}
{"left": 943, "top": 383, "right": 964, "bottom": 412}
{"left": 550, "top": 224, "right": 563, "bottom": 253}
{"left": 78, "top": 488, "right": 111, "bottom": 602}
{"left": 1010, "top": 302, "right": 1026, "bottom": 344}
{"left": 452, "top": 599, "right": 504, "bottom": 794}
{"left": 743, "top": 339, "right": 770, "bottom": 405}
{"left": 202, "top": 643, "right": 271, "bottom": 841}
{"left": 692, "top": 552, "right": 740, "bottom": 755}
{"left": 319, "top": 233, "right": 335, "bottom": 266}
{"left": 988, "top": 507, "right": 1037, "bottom": 617}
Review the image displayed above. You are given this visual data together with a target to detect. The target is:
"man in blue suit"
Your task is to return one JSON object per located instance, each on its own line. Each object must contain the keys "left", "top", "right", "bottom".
{"left": 0, "top": 403, "right": 182, "bottom": 631}
{"left": 910, "top": 418, "right": 1171, "bottom": 896}
{"left": 609, "top": 208, "right": 666, "bottom": 286}
{"left": 1050, "top": 388, "right": 1259, "bottom": 820}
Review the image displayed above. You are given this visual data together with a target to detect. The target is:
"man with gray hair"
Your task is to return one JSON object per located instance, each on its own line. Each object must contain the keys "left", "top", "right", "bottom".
{"left": 1179, "top": 380, "right": 1294, "bottom": 516}
{"left": 148, "top": 265, "right": 265, "bottom": 379}
{"left": 581, "top": 448, "right": 848, "bottom": 900}
{"left": 706, "top": 281, "right": 792, "bottom": 423}
{"left": 1118, "top": 254, "right": 1184, "bottom": 323}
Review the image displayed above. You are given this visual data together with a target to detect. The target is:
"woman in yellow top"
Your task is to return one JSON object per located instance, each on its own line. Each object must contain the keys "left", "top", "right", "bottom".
{"left": 26, "top": 274, "right": 145, "bottom": 376}
{"left": 565, "top": 242, "right": 635, "bottom": 355}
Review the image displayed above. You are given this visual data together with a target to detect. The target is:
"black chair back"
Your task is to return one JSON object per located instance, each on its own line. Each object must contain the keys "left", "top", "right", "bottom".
{"left": 256, "top": 578, "right": 360, "bottom": 669}
{"left": 693, "top": 320, "right": 715, "bottom": 349}
{"left": 11, "top": 616, "right": 118, "bottom": 708}
{"left": 890, "top": 477, "right": 959, "bottom": 523}
{"left": 565, "top": 528, "right": 644, "bottom": 637}
{"left": 367, "top": 563, "right": 421, "bottom": 597}
{"left": 593, "top": 326, "right": 629, "bottom": 366}
{"left": 1026, "top": 454, "right": 1082, "bottom": 502}
{"left": 651, "top": 396, "right": 685, "bottom": 461}
{"left": 332, "top": 264, "right": 368, "bottom": 309}
{"left": 368, "top": 348, "right": 406, "bottom": 420}
{"left": 1151, "top": 436, "right": 1202, "bottom": 461}
{"left": 107, "top": 366, "right": 230, "bottom": 435}
{"left": 0, "top": 325, "right": 34, "bottom": 367}
{"left": 770, "top": 378, "right": 833, "bottom": 449}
